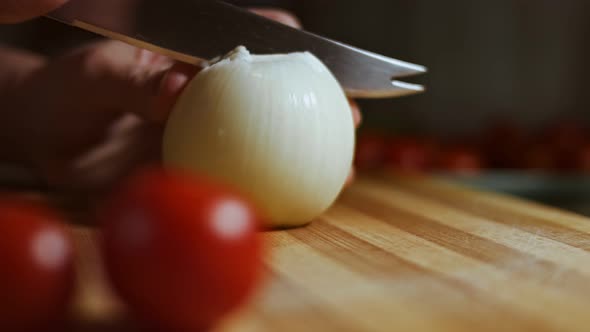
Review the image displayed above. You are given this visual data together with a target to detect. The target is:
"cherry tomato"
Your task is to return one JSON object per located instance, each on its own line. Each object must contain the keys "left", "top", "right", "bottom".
{"left": 354, "top": 133, "right": 386, "bottom": 170}
{"left": 541, "top": 120, "right": 588, "bottom": 170}
{"left": 99, "top": 168, "right": 263, "bottom": 331}
{"left": 0, "top": 197, "right": 75, "bottom": 332}
{"left": 542, "top": 120, "right": 586, "bottom": 149}
{"left": 521, "top": 143, "right": 558, "bottom": 171}
{"left": 574, "top": 144, "right": 590, "bottom": 172}
{"left": 481, "top": 122, "right": 528, "bottom": 168}
{"left": 386, "top": 137, "right": 436, "bottom": 172}
{"left": 437, "top": 146, "right": 484, "bottom": 174}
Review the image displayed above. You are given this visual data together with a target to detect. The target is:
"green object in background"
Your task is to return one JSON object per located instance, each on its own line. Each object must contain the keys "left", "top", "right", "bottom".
{"left": 444, "top": 172, "right": 590, "bottom": 217}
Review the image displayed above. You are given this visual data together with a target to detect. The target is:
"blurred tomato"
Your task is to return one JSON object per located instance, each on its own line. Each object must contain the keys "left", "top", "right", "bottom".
{"left": 574, "top": 144, "right": 590, "bottom": 172}
{"left": 99, "top": 168, "right": 263, "bottom": 331}
{"left": 437, "top": 146, "right": 484, "bottom": 174}
{"left": 354, "top": 133, "right": 386, "bottom": 170}
{"left": 385, "top": 137, "right": 436, "bottom": 172}
{"left": 541, "top": 120, "right": 588, "bottom": 170}
{"left": 542, "top": 119, "right": 587, "bottom": 149}
{"left": 481, "top": 122, "right": 528, "bottom": 168}
{"left": 521, "top": 143, "right": 558, "bottom": 171}
{"left": 0, "top": 198, "right": 74, "bottom": 332}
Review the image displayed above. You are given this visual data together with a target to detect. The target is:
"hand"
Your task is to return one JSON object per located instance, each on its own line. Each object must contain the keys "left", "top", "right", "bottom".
{"left": 3, "top": 40, "right": 195, "bottom": 190}
{"left": 2, "top": 9, "right": 361, "bottom": 191}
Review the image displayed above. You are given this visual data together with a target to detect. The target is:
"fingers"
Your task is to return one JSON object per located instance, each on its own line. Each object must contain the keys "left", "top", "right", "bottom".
{"left": 62, "top": 8, "right": 304, "bottom": 123}
{"left": 345, "top": 168, "right": 356, "bottom": 187}
{"left": 62, "top": 41, "right": 172, "bottom": 118}
{"left": 73, "top": 8, "right": 303, "bottom": 123}
{"left": 72, "top": 123, "right": 162, "bottom": 191}
{"left": 62, "top": 40, "right": 206, "bottom": 123}
{"left": 0, "top": 46, "right": 46, "bottom": 94}
{"left": 43, "top": 115, "right": 163, "bottom": 191}
{"left": 150, "top": 62, "right": 202, "bottom": 123}
{"left": 249, "top": 8, "right": 302, "bottom": 29}
{"left": 0, "top": 0, "right": 68, "bottom": 23}
{"left": 348, "top": 101, "right": 361, "bottom": 188}
{"left": 0, "top": 46, "right": 46, "bottom": 72}
{"left": 349, "top": 99, "right": 362, "bottom": 128}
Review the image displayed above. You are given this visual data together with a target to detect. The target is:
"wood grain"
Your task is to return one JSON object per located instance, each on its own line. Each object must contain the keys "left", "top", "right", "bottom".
{"left": 69, "top": 174, "right": 590, "bottom": 332}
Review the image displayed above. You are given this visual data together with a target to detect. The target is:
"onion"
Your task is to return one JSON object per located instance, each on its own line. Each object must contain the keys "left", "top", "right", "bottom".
{"left": 163, "top": 46, "right": 355, "bottom": 228}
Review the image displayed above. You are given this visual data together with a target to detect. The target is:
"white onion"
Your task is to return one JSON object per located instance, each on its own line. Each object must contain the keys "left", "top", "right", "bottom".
{"left": 163, "top": 46, "right": 355, "bottom": 228}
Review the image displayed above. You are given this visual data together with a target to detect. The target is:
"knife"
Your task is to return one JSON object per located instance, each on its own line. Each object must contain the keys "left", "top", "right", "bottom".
{"left": 46, "top": 0, "right": 426, "bottom": 98}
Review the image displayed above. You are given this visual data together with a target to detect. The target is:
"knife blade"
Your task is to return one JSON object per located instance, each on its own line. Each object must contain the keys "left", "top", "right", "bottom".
{"left": 46, "top": 0, "right": 426, "bottom": 98}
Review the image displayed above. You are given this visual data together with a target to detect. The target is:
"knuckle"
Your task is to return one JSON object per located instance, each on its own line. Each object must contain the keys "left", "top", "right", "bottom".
{"left": 71, "top": 45, "right": 116, "bottom": 78}
{"left": 74, "top": 41, "right": 135, "bottom": 76}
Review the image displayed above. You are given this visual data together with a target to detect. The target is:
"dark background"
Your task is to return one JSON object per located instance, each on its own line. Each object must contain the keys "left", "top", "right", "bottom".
{"left": 2, "top": 0, "right": 589, "bottom": 136}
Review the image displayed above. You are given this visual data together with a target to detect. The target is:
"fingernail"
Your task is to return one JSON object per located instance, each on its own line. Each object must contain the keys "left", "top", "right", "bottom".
{"left": 345, "top": 168, "right": 356, "bottom": 186}
{"left": 278, "top": 14, "right": 302, "bottom": 29}
{"left": 136, "top": 49, "right": 152, "bottom": 66}
{"left": 151, "top": 71, "right": 191, "bottom": 122}
{"left": 249, "top": 8, "right": 302, "bottom": 29}
{"left": 163, "top": 71, "right": 190, "bottom": 96}
{"left": 150, "top": 54, "right": 171, "bottom": 67}
{"left": 136, "top": 49, "right": 168, "bottom": 67}
{"left": 349, "top": 99, "right": 362, "bottom": 127}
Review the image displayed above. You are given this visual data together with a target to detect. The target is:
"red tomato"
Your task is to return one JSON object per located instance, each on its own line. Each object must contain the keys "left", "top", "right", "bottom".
{"left": 542, "top": 120, "right": 587, "bottom": 149}
{"left": 385, "top": 137, "right": 435, "bottom": 172}
{"left": 574, "top": 144, "right": 590, "bottom": 172}
{"left": 99, "top": 168, "right": 263, "bottom": 331}
{"left": 481, "top": 122, "right": 528, "bottom": 168}
{"left": 354, "top": 133, "right": 386, "bottom": 170}
{"left": 437, "top": 146, "right": 484, "bottom": 174}
{"left": 0, "top": 198, "right": 75, "bottom": 332}
{"left": 521, "top": 144, "right": 558, "bottom": 171}
{"left": 541, "top": 120, "right": 588, "bottom": 170}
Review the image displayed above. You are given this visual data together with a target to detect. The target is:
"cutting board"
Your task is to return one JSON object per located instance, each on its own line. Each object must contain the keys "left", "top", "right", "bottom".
{"left": 65, "top": 174, "right": 590, "bottom": 332}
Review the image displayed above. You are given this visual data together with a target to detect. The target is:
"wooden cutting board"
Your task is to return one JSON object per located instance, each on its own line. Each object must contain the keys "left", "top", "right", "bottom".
{"left": 67, "top": 174, "right": 590, "bottom": 332}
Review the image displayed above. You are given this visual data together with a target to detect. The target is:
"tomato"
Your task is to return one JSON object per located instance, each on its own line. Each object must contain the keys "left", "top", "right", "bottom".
{"left": 481, "top": 122, "right": 528, "bottom": 168}
{"left": 0, "top": 197, "right": 75, "bottom": 332}
{"left": 574, "top": 144, "right": 590, "bottom": 172}
{"left": 354, "top": 133, "right": 386, "bottom": 170}
{"left": 542, "top": 120, "right": 586, "bottom": 149}
{"left": 99, "top": 168, "right": 263, "bottom": 331}
{"left": 437, "top": 146, "right": 484, "bottom": 174}
{"left": 541, "top": 120, "right": 588, "bottom": 170}
{"left": 385, "top": 137, "right": 435, "bottom": 172}
{"left": 521, "top": 143, "right": 558, "bottom": 171}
